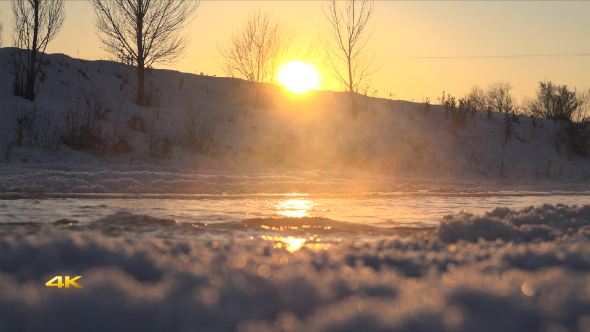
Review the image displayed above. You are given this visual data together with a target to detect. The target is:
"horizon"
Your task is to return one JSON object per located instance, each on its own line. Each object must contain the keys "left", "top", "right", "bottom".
{"left": 1, "top": 1, "right": 589, "bottom": 102}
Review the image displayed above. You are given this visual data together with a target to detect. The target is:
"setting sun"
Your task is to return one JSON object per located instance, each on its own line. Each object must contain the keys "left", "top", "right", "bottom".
{"left": 277, "top": 61, "right": 321, "bottom": 94}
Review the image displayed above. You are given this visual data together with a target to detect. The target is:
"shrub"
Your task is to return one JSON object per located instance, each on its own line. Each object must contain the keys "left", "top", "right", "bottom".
{"left": 563, "top": 122, "right": 590, "bottom": 157}
{"left": 233, "top": 81, "right": 276, "bottom": 110}
{"left": 468, "top": 82, "right": 516, "bottom": 114}
{"left": 467, "top": 85, "right": 487, "bottom": 111}
{"left": 142, "top": 83, "right": 162, "bottom": 109}
{"left": 112, "top": 137, "right": 133, "bottom": 155}
{"left": 12, "top": 106, "right": 36, "bottom": 147}
{"left": 182, "top": 103, "right": 230, "bottom": 154}
{"left": 62, "top": 86, "right": 132, "bottom": 156}
{"left": 128, "top": 115, "right": 146, "bottom": 133}
{"left": 148, "top": 135, "right": 173, "bottom": 159}
{"left": 487, "top": 81, "right": 515, "bottom": 114}
{"left": 421, "top": 97, "right": 431, "bottom": 116}
{"left": 62, "top": 89, "right": 108, "bottom": 153}
{"left": 2, "top": 142, "right": 14, "bottom": 162}
{"left": 10, "top": 106, "right": 61, "bottom": 152}
{"left": 146, "top": 123, "right": 173, "bottom": 160}
{"left": 525, "top": 81, "right": 585, "bottom": 123}
{"left": 35, "top": 108, "right": 61, "bottom": 152}
{"left": 447, "top": 101, "right": 468, "bottom": 137}
{"left": 504, "top": 113, "right": 513, "bottom": 143}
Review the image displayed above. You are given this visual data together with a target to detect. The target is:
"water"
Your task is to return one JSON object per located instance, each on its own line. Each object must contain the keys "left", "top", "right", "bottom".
{"left": 1, "top": 193, "right": 589, "bottom": 244}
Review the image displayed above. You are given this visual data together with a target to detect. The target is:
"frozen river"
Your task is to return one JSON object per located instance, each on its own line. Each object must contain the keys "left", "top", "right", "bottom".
{"left": 2, "top": 192, "right": 589, "bottom": 243}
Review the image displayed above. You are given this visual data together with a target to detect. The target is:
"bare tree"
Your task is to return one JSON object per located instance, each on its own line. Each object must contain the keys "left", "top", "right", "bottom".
{"left": 467, "top": 85, "right": 487, "bottom": 111}
{"left": 0, "top": 12, "right": 4, "bottom": 47}
{"left": 525, "top": 81, "right": 587, "bottom": 122}
{"left": 218, "top": 9, "right": 291, "bottom": 84}
{"left": 487, "top": 81, "right": 515, "bottom": 114}
{"left": 90, "top": 0, "right": 199, "bottom": 106}
{"left": 323, "top": 0, "right": 377, "bottom": 119}
{"left": 11, "top": 0, "right": 65, "bottom": 100}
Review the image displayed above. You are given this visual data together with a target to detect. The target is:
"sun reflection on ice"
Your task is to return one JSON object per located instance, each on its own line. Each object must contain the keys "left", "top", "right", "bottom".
{"left": 275, "top": 199, "right": 316, "bottom": 218}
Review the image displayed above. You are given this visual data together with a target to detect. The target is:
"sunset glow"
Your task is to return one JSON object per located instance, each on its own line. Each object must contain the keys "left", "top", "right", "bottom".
{"left": 277, "top": 61, "right": 321, "bottom": 94}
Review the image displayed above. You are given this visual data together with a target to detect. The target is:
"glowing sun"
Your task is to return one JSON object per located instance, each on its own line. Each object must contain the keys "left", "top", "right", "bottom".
{"left": 278, "top": 61, "right": 321, "bottom": 94}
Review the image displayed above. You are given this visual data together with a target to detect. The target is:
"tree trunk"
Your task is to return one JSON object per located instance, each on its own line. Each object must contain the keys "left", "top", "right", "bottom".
{"left": 137, "top": 58, "right": 145, "bottom": 105}
{"left": 136, "top": 4, "right": 145, "bottom": 106}
{"left": 26, "top": 0, "right": 40, "bottom": 101}
{"left": 347, "top": 56, "right": 357, "bottom": 119}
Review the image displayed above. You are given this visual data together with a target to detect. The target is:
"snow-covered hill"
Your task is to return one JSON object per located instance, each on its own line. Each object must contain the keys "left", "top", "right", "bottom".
{"left": 1, "top": 48, "right": 589, "bottom": 193}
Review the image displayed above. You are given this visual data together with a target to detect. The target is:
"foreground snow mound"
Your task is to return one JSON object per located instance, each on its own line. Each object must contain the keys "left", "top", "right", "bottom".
{"left": 1, "top": 205, "right": 590, "bottom": 332}
{"left": 438, "top": 203, "right": 590, "bottom": 243}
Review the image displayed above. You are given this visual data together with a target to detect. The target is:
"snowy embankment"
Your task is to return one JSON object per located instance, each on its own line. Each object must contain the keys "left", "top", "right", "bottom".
{"left": 1, "top": 204, "right": 590, "bottom": 331}
{"left": 1, "top": 48, "right": 589, "bottom": 193}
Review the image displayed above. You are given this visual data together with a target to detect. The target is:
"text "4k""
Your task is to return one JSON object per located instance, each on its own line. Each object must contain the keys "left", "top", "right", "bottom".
{"left": 45, "top": 276, "right": 83, "bottom": 288}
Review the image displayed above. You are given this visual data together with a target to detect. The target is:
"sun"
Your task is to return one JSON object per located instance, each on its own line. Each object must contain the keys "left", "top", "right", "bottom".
{"left": 277, "top": 61, "right": 321, "bottom": 94}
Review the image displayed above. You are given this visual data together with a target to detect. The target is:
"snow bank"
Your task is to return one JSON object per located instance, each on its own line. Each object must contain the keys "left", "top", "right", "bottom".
{"left": 437, "top": 203, "right": 590, "bottom": 243}
{"left": 3, "top": 163, "right": 590, "bottom": 195}
{"left": 0, "top": 163, "right": 504, "bottom": 194}
{"left": 2, "top": 48, "right": 590, "bottom": 183}
{"left": 1, "top": 204, "right": 590, "bottom": 331}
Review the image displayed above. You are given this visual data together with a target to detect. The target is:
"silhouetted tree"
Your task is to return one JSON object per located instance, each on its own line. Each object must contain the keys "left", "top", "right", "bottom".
{"left": 0, "top": 12, "right": 4, "bottom": 47}
{"left": 467, "top": 85, "right": 487, "bottom": 111}
{"left": 525, "top": 81, "right": 586, "bottom": 122}
{"left": 90, "top": 0, "right": 199, "bottom": 106}
{"left": 487, "top": 81, "right": 515, "bottom": 114}
{"left": 218, "top": 9, "right": 292, "bottom": 84}
{"left": 323, "top": 0, "right": 377, "bottom": 119}
{"left": 11, "top": 0, "right": 65, "bottom": 100}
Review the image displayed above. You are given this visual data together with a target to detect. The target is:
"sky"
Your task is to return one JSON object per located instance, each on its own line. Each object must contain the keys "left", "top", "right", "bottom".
{"left": 0, "top": 1, "right": 589, "bottom": 103}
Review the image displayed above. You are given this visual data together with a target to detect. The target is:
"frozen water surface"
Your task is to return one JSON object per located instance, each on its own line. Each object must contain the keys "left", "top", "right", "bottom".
{"left": 2, "top": 193, "right": 590, "bottom": 241}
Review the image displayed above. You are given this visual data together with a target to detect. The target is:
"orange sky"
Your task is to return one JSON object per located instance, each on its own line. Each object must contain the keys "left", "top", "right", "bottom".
{"left": 0, "top": 1, "right": 589, "bottom": 102}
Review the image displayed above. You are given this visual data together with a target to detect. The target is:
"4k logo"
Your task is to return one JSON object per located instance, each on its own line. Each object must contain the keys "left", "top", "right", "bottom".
{"left": 45, "top": 276, "right": 83, "bottom": 288}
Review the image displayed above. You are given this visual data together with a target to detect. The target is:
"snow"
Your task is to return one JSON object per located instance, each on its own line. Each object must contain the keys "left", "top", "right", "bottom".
{"left": 1, "top": 47, "right": 590, "bottom": 192}
{"left": 1, "top": 49, "right": 590, "bottom": 331}
{"left": 437, "top": 204, "right": 590, "bottom": 243}
{"left": 1, "top": 204, "right": 590, "bottom": 331}
{"left": 0, "top": 164, "right": 582, "bottom": 195}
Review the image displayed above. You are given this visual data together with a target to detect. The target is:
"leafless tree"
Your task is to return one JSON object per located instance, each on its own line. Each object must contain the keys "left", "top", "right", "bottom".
{"left": 524, "top": 81, "right": 587, "bottom": 122}
{"left": 11, "top": 0, "right": 65, "bottom": 100}
{"left": 323, "top": 0, "right": 377, "bottom": 119}
{"left": 90, "top": 0, "right": 199, "bottom": 106}
{"left": 487, "top": 81, "right": 515, "bottom": 113}
{"left": 218, "top": 9, "right": 292, "bottom": 84}
{"left": 0, "top": 12, "right": 4, "bottom": 47}
{"left": 467, "top": 85, "right": 487, "bottom": 111}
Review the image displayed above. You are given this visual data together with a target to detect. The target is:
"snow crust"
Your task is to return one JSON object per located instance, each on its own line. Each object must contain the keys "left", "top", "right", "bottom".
{"left": 2, "top": 164, "right": 590, "bottom": 195}
{"left": 2, "top": 204, "right": 590, "bottom": 332}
